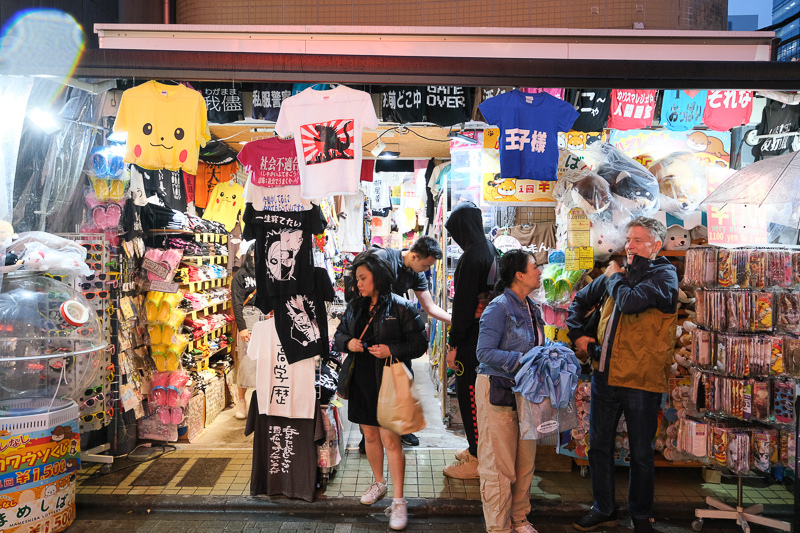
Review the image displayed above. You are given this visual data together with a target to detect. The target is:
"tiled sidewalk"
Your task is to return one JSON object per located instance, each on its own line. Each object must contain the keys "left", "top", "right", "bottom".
{"left": 76, "top": 445, "right": 795, "bottom": 510}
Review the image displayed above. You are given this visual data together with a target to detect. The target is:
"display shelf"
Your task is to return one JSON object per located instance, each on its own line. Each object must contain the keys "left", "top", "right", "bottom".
{"left": 186, "top": 300, "right": 231, "bottom": 320}
{"left": 189, "top": 344, "right": 230, "bottom": 371}
{"left": 180, "top": 276, "right": 231, "bottom": 292}
{"left": 189, "top": 323, "right": 231, "bottom": 351}
{"left": 182, "top": 255, "right": 228, "bottom": 265}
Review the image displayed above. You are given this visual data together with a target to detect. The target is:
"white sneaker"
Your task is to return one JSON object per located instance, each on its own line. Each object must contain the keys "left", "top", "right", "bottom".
{"left": 360, "top": 481, "right": 388, "bottom": 505}
{"left": 234, "top": 401, "right": 247, "bottom": 420}
{"left": 512, "top": 522, "right": 538, "bottom": 533}
{"left": 385, "top": 498, "right": 408, "bottom": 530}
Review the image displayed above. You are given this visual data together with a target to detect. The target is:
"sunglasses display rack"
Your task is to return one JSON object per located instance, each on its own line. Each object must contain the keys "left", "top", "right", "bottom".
{"left": 683, "top": 245, "right": 796, "bottom": 533}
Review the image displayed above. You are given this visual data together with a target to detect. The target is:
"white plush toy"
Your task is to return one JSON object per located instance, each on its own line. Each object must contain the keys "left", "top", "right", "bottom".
{"left": 590, "top": 218, "right": 626, "bottom": 262}
{"left": 664, "top": 225, "right": 691, "bottom": 251}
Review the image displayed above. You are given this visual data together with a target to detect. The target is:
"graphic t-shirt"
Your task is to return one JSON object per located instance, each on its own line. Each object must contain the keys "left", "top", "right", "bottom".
{"left": 113, "top": 80, "right": 210, "bottom": 174}
{"left": 479, "top": 90, "right": 579, "bottom": 181}
{"left": 202, "top": 179, "right": 244, "bottom": 231}
{"left": 196, "top": 82, "right": 244, "bottom": 124}
{"left": 131, "top": 165, "right": 187, "bottom": 211}
{"left": 426, "top": 86, "right": 473, "bottom": 127}
{"left": 251, "top": 83, "right": 293, "bottom": 121}
{"left": 275, "top": 86, "right": 378, "bottom": 199}
{"left": 381, "top": 86, "right": 426, "bottom": 123}
{"left": 606, "top": 89, "right": 657, "bottom": 130}
{"left": 192, "top": 161, "right": 238, "bottom": 209}
{"left": 247, "top": 320, "right": 316, "bottom": 418}
{"left": 242, "top": 203, "right": 327, "bottom": 303}
{"left": 752, "top": 99, "right": 800, "bottom": 161}
{"left": 508, "top": 222, "right": 556, "bottom": 266}
{"left": 568, "top": 89, "right": 612, "bottom": 132}
{"left": 660, "top": 90, "right": 707, "bottom": 131}
{"left": 264, "top": 268, "right": 335, "bottom": 364}
{"left": 337, "top": 191, "right": 366, "bottom": 253}
{"left": 472, "top": 87, "right": 514, "bottom": 122}
{"left": 243, "top": 182, "right": 314, "bottom": 212}
{"left": 238, "top": 137, "right": 300, "bottom": 188}
{"left": 702, "top": 90, "right": 754, "bottom": 132}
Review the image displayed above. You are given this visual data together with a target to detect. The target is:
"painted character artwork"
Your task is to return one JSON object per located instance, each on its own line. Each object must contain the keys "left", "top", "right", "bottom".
{"left": 265, "top": 230, "right": 303, "bottom": 281}
{"left": 301, "top": 119, "right": 354, "bottom": 164}
{"left": 285, "top": 295, "right": 321, "bottom": 347}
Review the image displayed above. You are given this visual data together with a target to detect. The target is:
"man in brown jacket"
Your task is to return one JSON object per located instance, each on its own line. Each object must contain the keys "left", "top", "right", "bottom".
{"left": 566, "top": 217, "right": 678, "bottom": 533}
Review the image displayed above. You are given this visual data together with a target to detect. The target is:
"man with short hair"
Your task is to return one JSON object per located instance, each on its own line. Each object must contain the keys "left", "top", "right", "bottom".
{"left": 567, "top": 217, "right": 679, "bottom": 533}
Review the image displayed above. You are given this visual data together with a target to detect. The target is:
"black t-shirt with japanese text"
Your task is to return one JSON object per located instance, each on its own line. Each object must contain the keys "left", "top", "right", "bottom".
{"left": 425, "top": 86, "right": 473, "bottom": 127}
{"left": 381, "top": 85, "right": 426, "bottom": 123}
{"left": 252, "top": 83, "right": 293, "bottom": 121}
{"left": 197, "top": 82, "right": 245, "bottom": 124}
{"left": 264, "top": 267, "right": 335, "bottom": 364}
{"left": 134, "top": 165, "right": 187, "bottom": 212}
{"left": 243, "top": 203, "right": 326, "bottom": 306}
{"left": 566, "top": 89, "right": 612, "bottom": 133}
{"left": 752, "top": 99, "right": 800, "bottom": 161}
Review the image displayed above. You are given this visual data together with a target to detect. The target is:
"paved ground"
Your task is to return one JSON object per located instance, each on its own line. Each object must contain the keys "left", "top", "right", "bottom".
{"left": 62, "top": 508, "right": 788, "bottom": 533}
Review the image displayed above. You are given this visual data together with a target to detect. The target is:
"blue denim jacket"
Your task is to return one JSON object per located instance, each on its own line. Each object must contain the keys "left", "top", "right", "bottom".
{"left": 476, "top": 288, "right": 544, "bottom": 379}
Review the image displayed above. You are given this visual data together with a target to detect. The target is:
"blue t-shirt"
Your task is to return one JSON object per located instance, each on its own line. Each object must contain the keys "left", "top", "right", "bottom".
{"left": 660, "top": 90, "right": 707, "bottom": 131}
{"left": 479, "top": 90, "right": 578, "bottom": 181}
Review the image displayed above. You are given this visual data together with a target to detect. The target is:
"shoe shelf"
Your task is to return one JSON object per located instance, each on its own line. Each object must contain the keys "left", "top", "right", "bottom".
{"left": 189, "top": 343, "right": 231, "bottom": 372}
{"left": 180, "top": 276, "right": 231, "bottom": 292}
{"left": 186, "top": 300, "right": 231, "bottom": 320}
{"left": 189, "top": 323, "right": 231, "bottom": 351}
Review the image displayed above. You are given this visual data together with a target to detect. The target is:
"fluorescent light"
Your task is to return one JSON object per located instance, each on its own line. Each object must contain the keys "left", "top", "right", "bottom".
{"left": 378, "top": 150, "right": 400, "bottom": 159}
{"left": 27, "top": 107, "right": 61, "bottom": 135}
{"left": 371, "top": 139, "right": 386, "bottom": 157}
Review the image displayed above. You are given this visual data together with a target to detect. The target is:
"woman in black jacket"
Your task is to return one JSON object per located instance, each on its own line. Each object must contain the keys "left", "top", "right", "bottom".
{"left": 333, "top": 249, "right": 427, "bottom": 531}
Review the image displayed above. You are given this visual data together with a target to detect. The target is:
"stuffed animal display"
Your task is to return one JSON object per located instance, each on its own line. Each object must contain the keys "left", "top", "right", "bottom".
{"left": 664, "top": 225, "right": 691, "bottom": 251}
{"left": 649, "top": 152, "right": 707, "bottom": 218}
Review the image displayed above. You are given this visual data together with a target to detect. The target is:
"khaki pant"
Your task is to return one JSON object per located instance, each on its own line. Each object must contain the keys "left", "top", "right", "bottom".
{"left": 476, "top": 374, "right": 537, "bottom": 533}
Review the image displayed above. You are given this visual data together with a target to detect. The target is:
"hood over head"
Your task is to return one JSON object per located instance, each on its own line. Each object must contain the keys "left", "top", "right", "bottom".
{"left": 445, "top": 200, "right": 486, "bottom": 250}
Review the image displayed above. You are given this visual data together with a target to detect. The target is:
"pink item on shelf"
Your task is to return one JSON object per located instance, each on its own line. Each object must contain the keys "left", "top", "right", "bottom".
{"left": 166, "top": 371, "right": 191, "bottom": 406}
{"left": 150, "top": 372, "right": 170, "bottom": 406}
{"left": 158, "top": 407, "right": 172, "bottom": 425}
{"left": 144, "top": 248, "right": 165, "bottom": 281}
{"left": 171, "top": 407, "right": 183, "bottom": 424}
{"left": 178, "top": 388, "right": 192, "bottom": 408}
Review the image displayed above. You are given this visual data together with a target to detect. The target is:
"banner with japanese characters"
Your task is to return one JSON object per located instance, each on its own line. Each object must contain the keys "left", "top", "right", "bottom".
{"left": 0, "top": 419, "right": 80, "bottom": 532}
{"left": 605, "top": 129, "right": 730, "bottom": 169}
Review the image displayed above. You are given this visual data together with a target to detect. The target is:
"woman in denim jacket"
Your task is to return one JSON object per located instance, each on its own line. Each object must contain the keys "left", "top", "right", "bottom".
{"left": 476, "top": 249, "right": 544, "bottom": 533}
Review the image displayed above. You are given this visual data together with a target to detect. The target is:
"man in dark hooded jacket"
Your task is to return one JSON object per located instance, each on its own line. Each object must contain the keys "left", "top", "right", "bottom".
{"left": 442, "top": 200, "right": 498, "bottom": 479}
{"left": 567, "top": 217, "right": 678, "bottom": 533}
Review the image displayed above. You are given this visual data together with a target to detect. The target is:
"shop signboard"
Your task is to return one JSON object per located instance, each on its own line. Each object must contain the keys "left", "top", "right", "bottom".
{"left": 0, "top": 419, "right": 80, "bottom": 532}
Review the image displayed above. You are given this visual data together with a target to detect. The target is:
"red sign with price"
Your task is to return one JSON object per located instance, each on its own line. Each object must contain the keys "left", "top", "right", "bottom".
{"left": 706, "top": 167, "right": 767, "bottom": 246}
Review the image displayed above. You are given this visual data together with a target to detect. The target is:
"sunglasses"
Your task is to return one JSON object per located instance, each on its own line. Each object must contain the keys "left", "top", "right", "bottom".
{"left": 47, "top": 292, "right": 69, "bottom": 300}
{"left": 76, "top": 327, "right": 95, "bottom": 337}
{"left": 95, "top": 306, "right": 116, "bottom": 318}
{"left": 106, "top": 259, "right": 119, "bottom": 271}
{"left": 84, "top": 291, "right": 109, "bottom": 301}
{"left": 87, "top": 262, "right": 102, "bottom": 271}
{"left": 43, "top": 273, "right": 69, "bottom": 282}
{"left": 106, "top": 371, "right": 115, "bottom": 382}
{"left": 84, "top": 272, "right": 120, "bottom": 282}
{"left": 81, "top": 407, "right": 114, "bottom": 424}
{"left": 47, "top": 330, "right": 70, "bottom": 338}
{"left": 81, "top": 393, "right": 104, "bottom": 408}
{"left": 81, "top": 243, "right": 103, "bottom": 253}
{"left": 85, "top": 385, "right": 103, "bottom": 397}
{"left": 90, "top": 146, "right": 125, "bottom": 179}
{"left": 79, "top": 280, "right": 104, "bottom": 290}
{"left": 85, "top": 252, "right": 103, "bottom": 261}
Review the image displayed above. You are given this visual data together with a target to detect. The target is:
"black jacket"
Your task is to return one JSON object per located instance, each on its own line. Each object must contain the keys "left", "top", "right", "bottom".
{"left": 231, "top": 257, "right": 257, "bottom": 331}
{"left": 445, "top": 201, "right": 497, "bottom": 347}
{"left": 333, "top": 293, "right": 428, "bottom": 365}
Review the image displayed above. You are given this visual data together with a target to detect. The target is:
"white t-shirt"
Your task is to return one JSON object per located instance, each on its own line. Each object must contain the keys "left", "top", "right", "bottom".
{"left": 337, "top": 190, "right": 365, "bottom": 253}
{"left": 243, "top": 181, "right": 313, "bottom": 212}
{"left": 275, "top": 86, "right": 378, "bottom": 200}
{"left": 247, "top": 318, "right": 316, "bottom": 419}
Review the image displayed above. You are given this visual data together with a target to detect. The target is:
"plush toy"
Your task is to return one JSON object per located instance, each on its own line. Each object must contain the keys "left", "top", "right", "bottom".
{"left": 649, "top": 153, "right": 707, "bottom": 217}
{"left": 22, "top": 249, "right": 89, "bottom": 275}
{"left": 608, "top": 171, "right": 660, "bottom": 217}
{"left": 664, "top": 224, "right": 691, "bottom": 251}
{"left": 0, "top": 220, "right": 16, "bottom": 247}
{"left": 569, "top": 173, "right": 614, "bottom": 216}
{"left": 590, "top": 218, "right": 626, "bottom": 262}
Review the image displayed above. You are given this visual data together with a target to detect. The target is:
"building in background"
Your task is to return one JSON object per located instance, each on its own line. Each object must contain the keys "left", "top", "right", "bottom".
{"left": 728, "top": 0, "right": 772, "bottom": 30}
{"left": 773, "top": 0, "right": 800, "bottom": 60}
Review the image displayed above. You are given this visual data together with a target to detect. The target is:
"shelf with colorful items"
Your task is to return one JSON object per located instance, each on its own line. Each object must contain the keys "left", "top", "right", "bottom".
{"left": 681, "top": 246, "right": 797, "bottom": 533}
{"left": 179, "top": 276, "right": 231, "bottom": 293}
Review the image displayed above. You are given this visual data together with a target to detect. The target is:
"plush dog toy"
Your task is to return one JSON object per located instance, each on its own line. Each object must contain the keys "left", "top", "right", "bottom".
{"left": 664, "top": 225, "right": 691, "bottom": 251}
{"left": 649, "top": 153, "right": 706, "bottom": 217}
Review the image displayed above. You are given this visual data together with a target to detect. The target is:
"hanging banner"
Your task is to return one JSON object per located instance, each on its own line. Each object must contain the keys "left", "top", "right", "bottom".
{"left": 0, "top": 419, "right": 80, "bottom": 532}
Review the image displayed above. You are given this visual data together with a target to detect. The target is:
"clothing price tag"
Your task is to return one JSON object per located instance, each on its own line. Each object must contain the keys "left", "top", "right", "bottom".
{"left": 567, "top": 208, "right": 590, "bottom": 248}
{"left": 149, "top": 280, "right": 180, "bottom": 293}
{"left": 565, "top": 247, "right": 594, "bottom": 271}
{"left": 142, "top": 257, "right": 171, "bottom": 280}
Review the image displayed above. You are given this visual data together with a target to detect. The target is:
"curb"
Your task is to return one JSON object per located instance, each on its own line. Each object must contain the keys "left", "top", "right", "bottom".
{"left": 76, "top": 494, "right": 794, "bottom": 520}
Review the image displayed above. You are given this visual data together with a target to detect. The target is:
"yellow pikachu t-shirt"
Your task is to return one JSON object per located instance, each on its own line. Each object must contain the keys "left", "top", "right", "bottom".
{"left": 113, "top": 81, "right": 211, "bottom": 174}
{"left": 203, "top": 180, "right": 244, "bottom": 232}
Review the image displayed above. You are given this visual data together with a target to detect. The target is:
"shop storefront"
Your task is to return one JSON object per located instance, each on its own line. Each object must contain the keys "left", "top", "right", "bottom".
{"left": 3, "top": 18, "right": 800, "bottom": 532}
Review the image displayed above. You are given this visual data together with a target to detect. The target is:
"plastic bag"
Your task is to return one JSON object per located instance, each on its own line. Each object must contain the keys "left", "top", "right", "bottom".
{"left": 590, "top": 143, "right": 660, "bottom": 218}
{"left": 14, "top": 236, "right": 90, "bottom": 276}
{"left": 649, "top": 153, "right": 707, "bottom": 217}
{"left": 590, "top": 218, "right": 626, "bottom": 262}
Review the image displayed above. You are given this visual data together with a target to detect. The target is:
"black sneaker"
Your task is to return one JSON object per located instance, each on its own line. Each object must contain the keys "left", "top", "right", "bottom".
{"left": 573, "top": 509, "right": 619, "bottom": 531}
{"left": 631, "top": 518, "right": 653, "bottom": 533}
{"left": 400, "top": 433, "right": 420, "bottom": 446}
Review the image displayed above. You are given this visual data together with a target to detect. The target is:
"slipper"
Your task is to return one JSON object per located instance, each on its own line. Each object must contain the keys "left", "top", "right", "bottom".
{"left": 148, "top": 324, "right": 162, "bottom": 345}
{"left": 160, "top": 324, "right": 175, "bottom": 344}
{"left": 166, "top": 385, "right": 180, "bottom": 407}
{"left": 150, "top": 372, "right": 170, "bottom": 405}
{"left": 145, "top": 291, "right": 164, "bottom": 322}
{"left": 152, "top": 345, "right": 168, "bottom": 372}
{"left": 178, "top": 388, "right": 192, "bottom": 408}
{"left": 168, "top": 371, "right": 190, "bottom": 389}
{"left": 165, "top": 309, "right": 187, "bottom": 330}
{"left": 105, "top": 202, "right": 123, "bottom": 228}
{"left": 165, "top": 348, "right": 181, "bottom": 372}
{"left": 170, "top": 407, "right": 183, "bottom": 424}
{"left": 158, "top": 407, "right": 172, "bottom": 425}
{"left": 157, "top": 292, "right": 184, "bottom": 323}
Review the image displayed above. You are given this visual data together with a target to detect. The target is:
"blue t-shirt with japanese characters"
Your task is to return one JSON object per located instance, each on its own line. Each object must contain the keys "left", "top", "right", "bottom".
{"left": 479, "top": 90, "right": 578, "bottom": 181}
